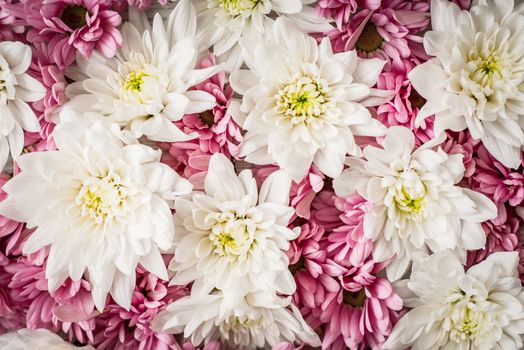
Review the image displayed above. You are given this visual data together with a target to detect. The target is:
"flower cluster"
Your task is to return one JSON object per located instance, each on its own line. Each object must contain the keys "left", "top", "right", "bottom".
{"left": 0, "top": 0, "right": 524, "bottom": 350}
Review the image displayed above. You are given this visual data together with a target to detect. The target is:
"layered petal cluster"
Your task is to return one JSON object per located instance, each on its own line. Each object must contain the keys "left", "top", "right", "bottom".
{"left": 384, "top": 250, "right": 524, "bottom": 350}
{"left": 4, "top": 0, "right": 122, "bottom": 68}
{"left": 66, "top": 0, "right": 221, "bottom": 143}
{"left": 0, "top": 110, "right": 193, "bottom": 311}
{"left": 0, "top": 41, "right": 46, "bottom": 170}
{"left": 0, "top": 328, "right": 95, "bottom": 350}
{"left": 154, "top": 153, "right": 320, "bottom": 348}
{"left": 231, "top": 18, "right": 387, "bottom": 182}
{"left": 194, "top": 0, "right": 332, "bottom": 71}
{"left": 411, "top": 0, "right": 524, "bottom": 169}
{"left": 334, "top": 126, "right": 497, "bottom": 280}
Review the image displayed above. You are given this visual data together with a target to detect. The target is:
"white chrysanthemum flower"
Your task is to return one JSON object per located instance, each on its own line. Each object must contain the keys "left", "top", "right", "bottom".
{"left": 152, "top": 289, "right": 321, "bottom": 349}
{"left": 0, "top": 109, "right": 192, "bottom": 311}
{"left": 0, "top": 41, "right": 45, "bottom": 170}
{"left": 411, "top": 0, "right": 524, "bottom": 168}
{"left": 333, "top": 126, "right": 497, "bottom": 281}
{"left": 65, "top": 0, "right": 221, "bottom": 143}
{"left": 383, "top": 250, "right": 524, "bottom": 350}
{"left": 0, "top": 328, "right": 94, "bottom": 350}
{"left": 195, "top": 0, "right": 332, "bottom": 72}
{"left": 169, "top": 153, "right": 297, "bottom": 296}
{"left": 230, "top": 18, "right": 387, "bottom": 182}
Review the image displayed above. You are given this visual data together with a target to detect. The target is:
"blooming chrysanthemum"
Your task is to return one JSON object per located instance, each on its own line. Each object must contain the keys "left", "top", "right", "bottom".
{"left": 231, "top": 18, "right": 387, "bottom": 182}
{"left": 169, "top": 153, "right": 297, "bottom": 296}
{"left": 327, "top": 0, "right": 430, "bottom": 69}
{"left": 66, "top": 0, "right": 221, "bottom": 143}
{"left": 315, "top": 0, "right": 381, "bottom": 27}
{"left": 4, "top": 0, "right": 122, "bottom": 68}
{"left": 0, "top": 111, "right": 193, "bottom": 311}
{"left": 411, "top": 0, "right": 524, "bottom": 169}
{"left": 152, "top": 290, "right": 321, "bottom": 349}
{"left": 334, "top": 126, "right": 497, "bottom": 280}
{"left": 0, "top": 0, "right": 24, "bottom": 41}
{"left": 0, "top": 41, "right": 46, "bottom": 171}
{"left": 174, "top": 55, "right": 243, "bottom": 158}
{"left": 194, "top": 0, "right": 332, "bottom": 72}
{"left": 384, "top": 250, "right": 524, "bottom": 349}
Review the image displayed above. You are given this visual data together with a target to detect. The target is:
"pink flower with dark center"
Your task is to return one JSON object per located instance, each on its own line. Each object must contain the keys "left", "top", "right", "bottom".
{"left": 316, "top": 0, "right": 381, "bottom": 28}
{"left": 376, "top": 61, "right": 434, "bottom": 145}
{"left": 473, "top": 145, "right": 524, "bottom": 206}
{"left": 92, "top": 267, "right": 189, "bottom": 350}
{"left": 175, "top": 55, "right": 243, "bottom": 159}
{"left": 4, "top": 0, "right": 122, "bottom": 68}
{"left": 327, "top": 0, "right": 430, "bottom": 70}
{"left": 441, "top": 131, "right": 480, "bottom": 179}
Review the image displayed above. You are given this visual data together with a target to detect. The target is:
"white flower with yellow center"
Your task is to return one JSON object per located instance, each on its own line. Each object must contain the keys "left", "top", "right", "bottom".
{"left": 411, "top": 0, "right": 524, "bottom": 169}
{"left": 383, "top": 250, "right": 524, "bottom": 350}
{"left": 169, "top": 153, "right": 298, "bottom": 296}
{"left": 230, "top": 18, "right": 388, "bottom": 182}
{"left": 195, "top": 0, "right": 332, "bottom": 72}
{"left": 152, "top": 290, "right": 321, "bottom": 349}
{"left": 333, "top": 126, "right": 497, "bottom": 281}
{"left": 0, "top": 41, "right": 45, "bottom": 170}
{"left": 65, "top": 0, "right": 221, "bottom": 143}
{"left": 0, "top": 109, "right": 192, "bottom": 311}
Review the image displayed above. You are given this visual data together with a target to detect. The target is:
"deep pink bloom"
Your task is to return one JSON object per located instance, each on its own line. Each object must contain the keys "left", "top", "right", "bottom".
{"left": 0, "top": 0, "right": 25, "bottom": 40}
{"left": 473, "top": 145, "right": 524, "bottom": 206}
{"left": 440, "top": 131, "right": 480, "bottom": 179}
{"left": 327, "top": 0, "right": 430, "bottom": 70}
{"left": 376, "top": 61, "right": 434, "bottom": 145}
{"left": 311, "top": 191, "right": 344, "bottom": 231}
{"left": 316, "top": 0, "right": 381, "bottom": 28}
{"left": 92, "top": 267, "right": 189, "bottom": 350}
{"left": 175, "top": 55, "right": 243, "bottom": 159}
{"left": 5, "top": 0, "right": 123, "bottom": 68}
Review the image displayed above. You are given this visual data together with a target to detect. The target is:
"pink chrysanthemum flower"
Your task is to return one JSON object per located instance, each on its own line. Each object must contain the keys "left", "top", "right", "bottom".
{"left": 5, "top": 258, "right": 96, "bottom": 344}
{"left": 327, "top": 0, "right": 430, "bottom": 69}
{"left": 0, "top": 0, "right": 24, "bottom": 40}
{"left": 440, "top": 131, "right": 480, "bottom": 179}
{"left": 473, "top": 145, "right": 524, "bottom": 206}
{"left": 311, "top": 190, "right": 345, "bottom": 231}
{"left": 159, "top": 145, "right": 211, "bottom": 190}
{"left": 175, "top": 55, "right": 242, "bottom": 159}
{"left": 288, "top": 221, "right": 327, "bottom": 279}
{"left": 316, "top": 0, "right": 381, "bottom": 28}
{"left": 467, "top": 205, "right": 521, "bottom": 268}
{"left": 92, "top": 267, "right": 188, "bottom": 350}
{"left": 0, "top": 263, "right": 26, "bottom": 334}
{"left": 5, "top": 0, "right": 122, "bottom": 68}
{"left": 376, "top": 61, "right": 434, "bottom": 145}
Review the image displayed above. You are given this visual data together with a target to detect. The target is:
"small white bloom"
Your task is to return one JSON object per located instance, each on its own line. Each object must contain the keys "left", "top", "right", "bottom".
{"left": 0, "top": 41, "right": 45, "bottom": 170}
{"left": 152, "top": 289, "right": 321, "bottom": 349}
{"left": 0, "top": 328, "right": 94, "bottom": 350}
{"left": 65, "top": 0, "right": 221, "bottom": 143}
{"left": 0, "top": 109, "right": 192, "bottom": 311}
{"left": 169, "top": 153, "right": 297, "bottom": 296}
{"left": 333, "top": 126, "right": 497, "bottom": 280}
{"left": 195, "top": 0, "right": 332, "bottom": 72}
{"left": 411, "top": 0, "right": 524, "bottom": 168}
{"left": 230, "top": 18, "right": 387, "bottom": 182}
{"left": 383, "top": 250, "right": 524, "bottom": 350}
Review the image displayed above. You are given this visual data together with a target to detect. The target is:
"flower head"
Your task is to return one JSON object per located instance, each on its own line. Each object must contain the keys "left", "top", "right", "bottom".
{"left": 384, "top": 250, "right": 524, "bottom": 350}
{"left": 231, "top": 18, "right": 387, "bottom": 182}
{"left": 66, "top": 0, "right": 222, "bottom": 143}
{"left": 334, "top": 126, "right": 497, "bottom": 280}
{"left": 410, "top": 0, "right": 524, "bottom": 169}
{"left": 0, "top": 110, "right": 193, "bottom": 311}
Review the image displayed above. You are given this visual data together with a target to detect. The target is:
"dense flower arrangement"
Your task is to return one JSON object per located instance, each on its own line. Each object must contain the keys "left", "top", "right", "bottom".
{"left": 0, "top": 0, "right": 523, "bottom": 349}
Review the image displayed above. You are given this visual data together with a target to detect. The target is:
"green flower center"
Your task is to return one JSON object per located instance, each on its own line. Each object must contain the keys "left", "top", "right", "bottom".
{"left": 356, "top": 22, "right": 384, "bottom": 53}
{"left": 343, "top": 289, "right": 367, "bottom": 308}
{"left": 60, "top": 5, "right": 88, "bottom": 30}
{"left": 395, "top": 186, "right": 426, "bottom": 213}
{"left": 275, "top": 76, "right": 329, "bottom": 124}
{"left": 124, "top": 71, "right": 148, "bottom": 93}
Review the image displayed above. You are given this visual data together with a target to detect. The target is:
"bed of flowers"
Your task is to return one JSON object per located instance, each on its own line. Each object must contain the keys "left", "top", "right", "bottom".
{"left": 0, "top": 0, "right": 524, "bottom": 349}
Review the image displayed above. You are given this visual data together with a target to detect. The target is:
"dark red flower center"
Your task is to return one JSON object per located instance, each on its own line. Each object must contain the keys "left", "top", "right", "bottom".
{"left": 199, "top": 110, "right": 215, "bottom": 127}
{"left": 409, "top": 89, "right": 427, "bottom": 110}
{"left": 60, "top": 5, "right": 88, "bottom": 30}
{"left": 343, "top": 289, "right": 366, "bottom": 308}
{"left": 356, "top": 22, "right": 384, "bottom": 53}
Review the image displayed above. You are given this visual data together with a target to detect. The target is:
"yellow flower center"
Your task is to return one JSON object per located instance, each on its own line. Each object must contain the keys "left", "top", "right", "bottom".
{"left": 449, "top": 307, "right": 490, "bottom": 344}
{"left": 218, "top": 0, "right": 260, "bottom": 16}
{"left": 208, "top": 216, "right": 255, "bottom": 257}
{"left": 394, "top": 186, "right": 426, "bottom": 214}
{"left": 124, "top": 70, "right": 148, "bottom": 92}
{"left": 275, "top": 76, "right": 329, "bottom": 124}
